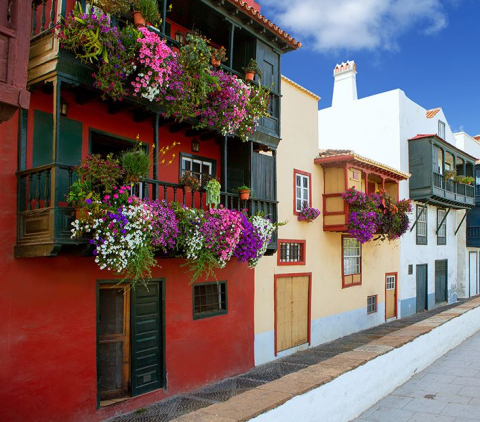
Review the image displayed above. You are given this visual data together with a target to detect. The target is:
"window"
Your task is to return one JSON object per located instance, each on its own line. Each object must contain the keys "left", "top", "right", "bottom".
{"left": 294, "top": 170, "right": 311, "bottom": 213}
{"left": 416, "top": 205, "right": 428, "bottom": 245}
{"left": 367, "top": 295, "right": 377, "bottom": 314}
{"left": 278, "top": 240, "right": 306, "bottom": 265}
{"left": 98, "top": 281, "right": 163, "bottom": 405}
{"left": 342, "top": 237, "right": 362, "bottom": 287}
{"left": 193, "top": 282, "right": 227, "bottom": 319}
{"left": 437, "top": 209, "right": 447, "bottom": 245}
{"left": 408, "top": 264, "right": 413, "bottom": 275}
{"left": 438, "top": 120, "right": 446, "bottom": 140}
{"left": 180, "top": 153, "right": 215, "bottom": 184}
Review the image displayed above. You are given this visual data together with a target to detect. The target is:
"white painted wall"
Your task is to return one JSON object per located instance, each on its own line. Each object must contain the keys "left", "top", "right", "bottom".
{"left": 318, "top": 63, "right": 468, "bottom": 315}
{"left": 251, "top": 306, "right": 480, "bottom": 422}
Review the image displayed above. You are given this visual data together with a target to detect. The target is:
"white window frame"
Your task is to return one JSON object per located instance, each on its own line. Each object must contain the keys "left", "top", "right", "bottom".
{"left": 343, "top": 238, "right": 361, "bottom": 276}
{"left": 295, "top": 172, "right": 310, "bottom": 213}
{"left": 180, "top": 155, "right": 214, "bottom": 184}
{"left": 416, "top": 205, "right": 428, "bottom": 245}
{"left": 437, "top": 209, "right": 447, "bottom": 245}
{"left": 438, "top": 120, "right": 446, "bottom": 140}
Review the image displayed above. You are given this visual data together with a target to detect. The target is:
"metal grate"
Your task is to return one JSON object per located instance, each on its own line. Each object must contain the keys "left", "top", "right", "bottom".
{"left": 279, "top": 242, "right": 304, "bottom": 263}
{"left": 193, "top": 282, "right": 227, "bottom": 318}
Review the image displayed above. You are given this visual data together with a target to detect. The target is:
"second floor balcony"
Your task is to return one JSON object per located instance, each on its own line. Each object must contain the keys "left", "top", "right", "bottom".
{"left": 409, "top": 135, "right": 475, "bottom": 209}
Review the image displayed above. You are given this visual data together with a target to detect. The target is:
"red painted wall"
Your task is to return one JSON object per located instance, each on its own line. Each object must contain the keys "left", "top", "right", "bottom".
{"left": 0, "top": 96, "right": 255, "bottom": 421}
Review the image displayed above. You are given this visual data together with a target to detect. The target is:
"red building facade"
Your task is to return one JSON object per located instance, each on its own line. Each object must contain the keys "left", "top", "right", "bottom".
{"left": 0, "top": 0, "right": 300, "bottom": 420}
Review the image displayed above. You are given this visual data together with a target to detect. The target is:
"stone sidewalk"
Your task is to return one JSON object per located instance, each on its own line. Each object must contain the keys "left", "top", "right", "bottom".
{"left": 108, "top": 298, "right": 480, "bottom": 422}
{"left": 353, "top": 330, "right": 480, "bottom": 422}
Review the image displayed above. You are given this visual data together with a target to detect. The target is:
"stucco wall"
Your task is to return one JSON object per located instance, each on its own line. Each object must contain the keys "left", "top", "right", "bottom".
{"left": 255, "top": 78, "right": 400, "bottom": 365}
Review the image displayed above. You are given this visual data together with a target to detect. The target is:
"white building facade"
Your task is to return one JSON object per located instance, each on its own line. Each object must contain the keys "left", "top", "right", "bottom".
{"left": 318, "top": 61, "right": 478, "bottom": 317}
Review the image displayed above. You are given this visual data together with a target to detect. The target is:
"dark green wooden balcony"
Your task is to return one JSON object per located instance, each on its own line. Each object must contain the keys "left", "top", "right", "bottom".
{"left": 408, "top": 135, "right": 476, "bottom": 209}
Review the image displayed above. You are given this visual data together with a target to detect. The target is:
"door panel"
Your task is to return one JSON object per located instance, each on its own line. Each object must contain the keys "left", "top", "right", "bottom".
{"left": 416, "top": 264, "right": 428, "bottom": 312}
{"left": 276, "top": 276, "right": 309, "bottom": 353}
{"left": 386, "top": 274, "right": 396, "bottom": 319}
{"left": 469, "top": 252, "right": 478, "bottom": 296}
{"left": 435, "top": 260, "right": 448, "bottom": 304}
{"left": 98, "top": 285, "right": 130, "bottom": 400}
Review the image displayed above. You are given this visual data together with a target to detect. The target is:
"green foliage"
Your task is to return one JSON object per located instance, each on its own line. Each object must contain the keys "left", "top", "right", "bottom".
{"left": 122, "top": 244, "right": 157, "bottom": 289}
{"left": 67, "top": 180, "right": 94, "bottom": 208}
{"left": 243, "top": 58, "right": 263, "bottom": 79}
{"left": 94, "top": 0, "right": 131, "bottom": 16}
{"left": 212, "top": 46, "right": 227, "bottom": 62}
{"left": 182, "top": 248, "right": 221, "bottom": 284}
{"left": 132, "top": 0, "right": 161, "bottom": 26}
{"left": 236, "top": 185, "right": 251, "bottom": 192}
{"left": 205, "top": 179, "right": 221, "bottom": 208}
{"left": 121, "top": 144, "right": 151, "bottom": 183}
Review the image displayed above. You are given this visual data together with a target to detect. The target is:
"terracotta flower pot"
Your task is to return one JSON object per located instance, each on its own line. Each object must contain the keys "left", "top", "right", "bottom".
{"left": 75, "top": 208, "right": 88, "bottom": 221}
{"left": 133, "top": 11, "right": 146, "bottom": 27}
{"left": 211, "top": 56, "right": 221, "bottom": 67}
{"left": 239, "top": 189, "right": 250, "bottom": 201}
{"left": 184, "top": 185, "right": 192, "bottom": 194}
{"left": 245, "top": 72, "right": 255, "bottom": 81}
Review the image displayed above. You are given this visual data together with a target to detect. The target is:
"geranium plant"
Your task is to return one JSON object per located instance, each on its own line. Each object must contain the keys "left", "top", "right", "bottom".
{"left": 179, "top": 171, "right": 201, "bottom": 191}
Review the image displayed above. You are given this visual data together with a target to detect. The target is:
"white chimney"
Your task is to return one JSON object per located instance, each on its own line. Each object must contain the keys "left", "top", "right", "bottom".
{"left": 332, "top": 60, "right": 358, "bottom": 107}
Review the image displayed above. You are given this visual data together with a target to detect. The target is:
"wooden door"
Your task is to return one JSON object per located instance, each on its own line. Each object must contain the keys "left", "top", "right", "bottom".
{"left": 435, "top": 260, "right": 448, "bottom": 304}
{"left": 416, "top": 264, "right": 428, "bottom": 312}
{"left": 98, "top": 284, "right": 131, "bottom": 400}
{"left": 276, "top": 276, "right": 309, "bottom": 353}
{"left": 385, "top": 274, "right": 397, "bottom": 320}
{"left": 469, "top": 252, "right": 478, "bottom": 296}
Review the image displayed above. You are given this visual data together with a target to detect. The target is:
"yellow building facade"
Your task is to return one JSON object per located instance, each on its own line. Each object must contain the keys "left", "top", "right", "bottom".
{"left": 254, "top": 77, "right": 408, "bottom": 365}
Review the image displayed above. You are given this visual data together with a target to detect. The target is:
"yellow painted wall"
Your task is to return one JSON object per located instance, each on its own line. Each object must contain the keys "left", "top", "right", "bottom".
{"left": 254, "top": 77, "right": 401, "bottom": 344}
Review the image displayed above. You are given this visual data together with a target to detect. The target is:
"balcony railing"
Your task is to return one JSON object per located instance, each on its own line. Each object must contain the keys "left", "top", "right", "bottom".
{"left": 16, "top": 165, "right": 278, "bottom": 256}
{"left": 433, "top": 172, "right": 474, "bottom": 199}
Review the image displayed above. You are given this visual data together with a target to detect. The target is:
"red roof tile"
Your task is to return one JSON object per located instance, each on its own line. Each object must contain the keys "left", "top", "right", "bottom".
{"left": 426, "top": 108, "right": 441, "bottom": 119}
{"left": 228, "top": 0, "right": 302, "bottom": 49}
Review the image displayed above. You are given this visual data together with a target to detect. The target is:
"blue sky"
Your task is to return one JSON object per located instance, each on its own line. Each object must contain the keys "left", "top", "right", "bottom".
{"left": 261, "top": 0, "right": 480, "bottom": 136}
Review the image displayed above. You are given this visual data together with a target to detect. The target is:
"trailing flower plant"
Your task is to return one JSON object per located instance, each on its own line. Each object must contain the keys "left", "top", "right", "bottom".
{"left": 297, "top": 206, "right": 321, "bottom": 222}
{"left": 342, "top": 188, "right": 412, "bottom": 243}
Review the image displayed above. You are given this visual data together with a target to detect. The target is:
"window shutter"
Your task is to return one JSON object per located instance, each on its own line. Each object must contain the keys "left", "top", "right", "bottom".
{"left": 131, "top": 281, "right": 163, "bottom": 396}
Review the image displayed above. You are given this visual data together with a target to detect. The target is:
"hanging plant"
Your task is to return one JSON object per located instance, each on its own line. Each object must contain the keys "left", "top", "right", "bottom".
{"left": 205, "top": 179, "right": 221, "bottom": 208}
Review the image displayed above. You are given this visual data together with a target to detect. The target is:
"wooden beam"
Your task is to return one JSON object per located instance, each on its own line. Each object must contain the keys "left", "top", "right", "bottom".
{"left": 158, "top": 117, "right": 174, "bottom": 127}
{"left": 107, "top": 101, "right": 131, "bottom": 115}
{"left": 200, "top": 131, "right": 218, "bottom": 141}
{"left": 133, "top": 109, "right": 152, "bottom": 123}
{"left": 75, "top": 89, "right": 98, "bottom": 105}
{"left": 185, "top": 128, "right": 211, "bottom": 138}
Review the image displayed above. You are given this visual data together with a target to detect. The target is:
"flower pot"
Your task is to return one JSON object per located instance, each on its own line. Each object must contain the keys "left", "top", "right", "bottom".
{"left": 239, "top": 189, "right": 250, "bottom": 201}
{"left": 211, "top": 56, "right": 221, "bottom": 67}
{"left": 133, "top": 11, "right": 146, "bottom": 27}
{"left": 75, "top": 208, "right": 88, "bottom": 221}
{"left": 245, "top": 72, "right": 255, "bottom": 81}
{"left": 184, "top": 185, "right": 192, "bottom": 194}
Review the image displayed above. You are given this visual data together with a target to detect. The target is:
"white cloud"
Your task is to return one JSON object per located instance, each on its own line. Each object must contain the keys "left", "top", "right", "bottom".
{"left": 261, "top": 0, "right": 448, "bottom": 52}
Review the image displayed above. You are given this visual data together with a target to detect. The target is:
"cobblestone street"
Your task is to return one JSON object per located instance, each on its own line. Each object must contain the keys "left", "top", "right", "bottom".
{"left": 354, "top": 329, "right": 480, "bottom": 422}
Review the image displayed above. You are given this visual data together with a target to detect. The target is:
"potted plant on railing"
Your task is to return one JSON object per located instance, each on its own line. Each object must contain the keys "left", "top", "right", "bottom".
{"left": 454, "top": 175, "right": 475, "bottom": 185}
{"left": 95, "top": 0, "right": 131, "bottom": 17}
{"left": 443, "top": 170, "right": 456, "bottom": 181}
{"left": 132, "top": 0, "right": 161, "bottom": 27}
{"left": 67, "top": 180, "right": 95, "bottom": 220}
{"left": 237, "top": 185, "right": 251, "bottom": 201}
{"left": 179, "top": 171, "right": 201, "bottom": 194}
{"left": 243, "top": 58, "right": 263, "bottom": 82}
{"left": 204, "top": 177, "right": 221, "bottom": 208}
{"left": 297, "top": 206, "right": 321, "bottom": 223}
{"left": 120, "top": 137, "right": 151, "bottom": 184}
{"left": 211, "top": 46, "right": 227, "bottom": 67}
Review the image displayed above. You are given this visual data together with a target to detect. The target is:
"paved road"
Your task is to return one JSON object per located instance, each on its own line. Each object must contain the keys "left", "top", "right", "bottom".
{"left": 354, "top": 330, "right": 480, "bottom": 422}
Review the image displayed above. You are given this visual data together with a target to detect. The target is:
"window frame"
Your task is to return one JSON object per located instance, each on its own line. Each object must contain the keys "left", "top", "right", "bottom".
{"left": 367, "top": 295, "right": 378, "bottom": 314}
{"left": 192, "top": 281, "right": 228, "bottom": 320}
{"left": 437, "top": 208, "right": 447, "bottom": 245}
{"left": 342, "top": 236, "right": 362, "bottom": 288}
{"left": 293, "top": 169, "right": 312, "bottom": 215}
{"left": 179, "top": 152, "right": 217, "bottom": 185}
{"left": 416, "top": 205, "right": 428, "bottom": 245}
{"left": 438, "top": 120, "right": 446, "bottom": 140}
{"left": 277, "top": 239, "right": 306, "bottom": 266}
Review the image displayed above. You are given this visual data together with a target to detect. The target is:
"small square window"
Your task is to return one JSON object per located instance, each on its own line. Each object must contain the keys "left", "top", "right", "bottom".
{"left": 193, "top": 282, "right": 227, "bottom": 319}
{"left": 367, "top": 295, "right": 377, "bottom": 314}
{"left": 278, "top": 240, "right": 306, "bottom": 265}
{"left": 294, "top": 170, "right": 311, "bottom": 213}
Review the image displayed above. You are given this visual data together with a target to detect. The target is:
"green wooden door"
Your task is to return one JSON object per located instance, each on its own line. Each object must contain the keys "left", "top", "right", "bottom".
{"left": 416, "top": 264, "right": 428, "bottom": 312}
{"left": 435, "top": 260, "right": 448, "bottom": 304}
{"left": 131, "top": 281, "right": 163, "bottom": 396}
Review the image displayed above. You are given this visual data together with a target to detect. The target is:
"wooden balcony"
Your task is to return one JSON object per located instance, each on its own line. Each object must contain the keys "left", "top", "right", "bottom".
{"left": 409, "top": 135, "right": 476, "bottom": 209}
{"left": 15, "top": 164, "right": 278, "bottom": 257}
{"left": 315, "top": 150, "right": 410, "bottom": 232}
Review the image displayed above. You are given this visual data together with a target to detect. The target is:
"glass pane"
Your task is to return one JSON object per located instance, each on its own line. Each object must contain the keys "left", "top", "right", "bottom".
{"left": 296, "top": 175, "right": 301, "bottom": 187}
{"left": 192, "top": 161, "right": 201, "bottom": 174}
{"left": 296, "top": 199, "right": 302, "bottom": 212}
{"left": 182, "top": 158, "right": 191, "bottom": 172}
{"left": 99, "top": 342, "right": 124, "bottom": 394}
{"left": 99, "top": 288, "right": 124, "bottom": 336}
{"left": 303, "top": 187, "right": 309, "bottom": 203}
{"left": 303, "top": 176, "right": 308, "bottom": 188}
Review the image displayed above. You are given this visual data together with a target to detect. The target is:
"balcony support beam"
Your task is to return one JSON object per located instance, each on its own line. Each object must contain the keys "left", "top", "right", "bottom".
{"left": 153, "top": 113, "right": 160, "bottom": 200}
{"left": 455, "top": 210, "right": 469, "bottom": 236}
{"left": 436, "top": 208, "right": 451, "bottom": 235}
